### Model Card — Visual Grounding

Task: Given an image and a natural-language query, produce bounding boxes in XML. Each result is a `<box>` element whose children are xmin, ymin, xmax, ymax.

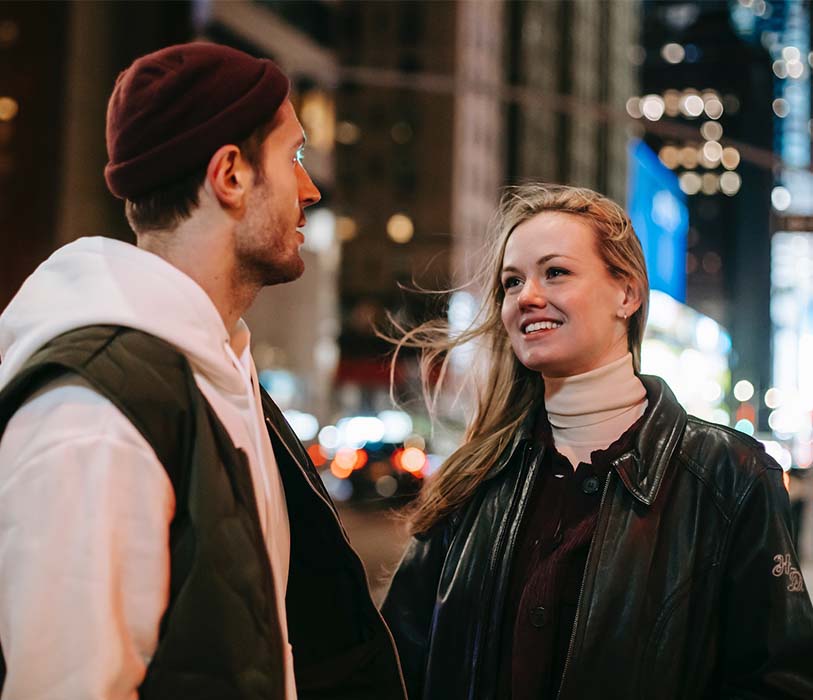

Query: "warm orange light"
<box><xmin>401</xmin><ymin>447</ymin><xmax>427</xmax><ymax>473</ymax></box>
<box><xmin>307</xmin><ymin>444</ymin><xmax>327</xmax><ymax>467</ymax></box>
<box><xmin>333</xmin><ymin>448</ymin><xmax>368</xmax><ymax>472</ymax></box>
<box><xmin>330</xmin><ymin>460</ymin><xmax>353</xmax><ymax>479</ymax></box>
<box><xmin>736</xmin><ymin>402</ymin><xmax>756</xmax><ymax>423</ymax></box>
<box><xmin>0</xmin><ymin>97</ymin><xmax>18</xmax><ymax>122</ymax></box>
<box><xmin>352</xmin><ymin>449</ymin><xmax>368</xmax><ymax>470</ymax></box>
<box><xmin>334</xmin><ymin>448</ymin><xmax>357</xmax><ymax>470</ymax></box>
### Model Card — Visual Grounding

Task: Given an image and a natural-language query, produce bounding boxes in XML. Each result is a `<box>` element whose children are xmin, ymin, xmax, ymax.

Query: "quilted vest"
<box><xmin>0</xmin><ymin>325</ymin><xmax>406</xmax><ymax>700</ymax></box>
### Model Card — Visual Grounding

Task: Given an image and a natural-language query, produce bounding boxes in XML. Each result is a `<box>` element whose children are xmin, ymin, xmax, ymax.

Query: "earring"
<box><xmin>620</xmin><ymin>312</ymin><xmax>627</xmax><ymax>319</ymax></box>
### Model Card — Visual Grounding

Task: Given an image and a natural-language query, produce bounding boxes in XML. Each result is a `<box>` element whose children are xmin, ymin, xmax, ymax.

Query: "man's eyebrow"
<box><xmin>502</xmin><ymin>253</ymin><xmax>572</xmax><ymax>273</ymax></box>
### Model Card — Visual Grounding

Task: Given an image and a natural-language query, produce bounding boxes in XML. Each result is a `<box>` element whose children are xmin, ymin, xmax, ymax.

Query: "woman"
<box><xmin>381</xmin><ymin>184</ymin><xmax>813</xmax><ymax>700</ymax></box>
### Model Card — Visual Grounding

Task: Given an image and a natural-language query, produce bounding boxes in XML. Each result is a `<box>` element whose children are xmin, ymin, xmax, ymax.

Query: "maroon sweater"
<box><xmin>497</xmin><ymin>410</ymin><xmax>642</xmax><ymax>699</ymax></box>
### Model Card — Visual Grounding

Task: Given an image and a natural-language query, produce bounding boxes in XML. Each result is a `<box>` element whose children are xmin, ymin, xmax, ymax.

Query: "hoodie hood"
<box><xmin>0</xmin><ymin>236</ymin><xmax>246</xmax><ymax>395</ymax></box>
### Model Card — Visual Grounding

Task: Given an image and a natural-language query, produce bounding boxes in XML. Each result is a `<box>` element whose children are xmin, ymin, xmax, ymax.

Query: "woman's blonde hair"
<box><xmin>392</xmin><ymin>183</ymin><xmax>649</xmax><ymax>535</ymax></box>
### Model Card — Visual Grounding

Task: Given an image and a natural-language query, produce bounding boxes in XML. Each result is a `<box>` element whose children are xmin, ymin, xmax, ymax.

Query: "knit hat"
<box><xmin>104</xmin><ymin>42</ymin><xmax>290</xmax><ymax>200</ymax></box>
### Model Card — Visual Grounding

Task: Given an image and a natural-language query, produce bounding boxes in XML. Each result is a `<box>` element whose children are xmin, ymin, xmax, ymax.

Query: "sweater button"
<box><xmin>582</xmin><ymin>476</ymin><xmax>600</xmax><ymax>494</ymax></box>
<box><xmin>529</xmin><ymin>606</ymin><xmax>548</xmax><ymax>628</ymax></box>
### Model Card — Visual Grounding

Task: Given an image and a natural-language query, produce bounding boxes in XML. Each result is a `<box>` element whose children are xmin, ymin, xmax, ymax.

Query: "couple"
<box><xmin>0</xmin><ymin>43</ymin><xmax>810</xmax><ymax>700</ymax></box>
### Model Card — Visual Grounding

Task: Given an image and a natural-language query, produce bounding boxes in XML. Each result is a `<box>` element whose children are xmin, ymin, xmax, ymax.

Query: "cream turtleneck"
<box><xmin>544</xmin><ymin>353</ymin><xmax>647</xmax><ymax>469</ymax></box>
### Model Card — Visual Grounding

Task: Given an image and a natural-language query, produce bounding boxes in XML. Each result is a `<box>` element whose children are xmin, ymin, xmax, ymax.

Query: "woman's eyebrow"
<box><xmin>502</xmin><ymin>253</ymin><xmax>573</xmax><ymax>273</ymax></box>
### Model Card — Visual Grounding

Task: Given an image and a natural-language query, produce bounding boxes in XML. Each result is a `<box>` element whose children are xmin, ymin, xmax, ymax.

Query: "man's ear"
<box><xmin>205</xmin><ymin>144</ymin><xmax>253</xmax><ymax>210</ymax></box>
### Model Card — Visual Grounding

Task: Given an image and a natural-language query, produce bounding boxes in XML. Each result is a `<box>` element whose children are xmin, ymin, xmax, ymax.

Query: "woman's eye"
<box><xmin>502</xmin><ymin>276</ymin><xmax>522</xmax><ymax>290</ymax></box>
<box><xmin>546</xmin><ymin>267</ymin><xmax>568</xmax><ymax>279</ymax></box>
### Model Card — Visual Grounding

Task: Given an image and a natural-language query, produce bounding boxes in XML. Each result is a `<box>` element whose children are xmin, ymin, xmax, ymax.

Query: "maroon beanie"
<box><xmin>104</xmin><ymin>42</ymin><xmax>290</xmax><ymax>200</ymax></box>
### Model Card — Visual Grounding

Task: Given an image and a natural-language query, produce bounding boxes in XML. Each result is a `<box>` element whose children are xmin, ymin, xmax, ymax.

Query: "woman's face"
<box><xmin>500</xmin><ymin>211</ymin><xmax>639</xmax><ymax>378</ymax></box>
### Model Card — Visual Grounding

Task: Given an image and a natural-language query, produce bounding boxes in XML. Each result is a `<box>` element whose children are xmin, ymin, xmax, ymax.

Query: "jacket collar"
<box><xmin>485</xmin><ymin>375</ymin><xmax>687</xmax><ymax>505</ymax></box>
<box><xmin>611</xmin><ymin>374</ymin><xmax>687</xmax><ymax>505</ymax></box>
<box><xmin>484</xmin><ymin>404</ymin><xmax>539</xmax><ymax>481</ymax></box>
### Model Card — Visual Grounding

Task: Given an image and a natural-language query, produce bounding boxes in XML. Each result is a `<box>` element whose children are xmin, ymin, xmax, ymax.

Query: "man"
<box><xmin>0</xmin><ymin>43</ymin><xmax>405</xmax><ymax>699</ymax></box>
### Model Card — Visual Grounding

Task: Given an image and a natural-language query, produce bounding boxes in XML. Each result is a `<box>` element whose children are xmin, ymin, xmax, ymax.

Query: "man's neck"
<box><xmin>136</xmin><ymin>219</ymin><xmax>258</xmax><ymax>336</ymax></box>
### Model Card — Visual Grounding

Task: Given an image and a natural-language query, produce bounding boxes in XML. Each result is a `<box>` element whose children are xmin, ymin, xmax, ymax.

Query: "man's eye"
<box><xmin>294</xmin><ymin>148</ymin><xmax>305</xmax><ymax>165</ymax></box>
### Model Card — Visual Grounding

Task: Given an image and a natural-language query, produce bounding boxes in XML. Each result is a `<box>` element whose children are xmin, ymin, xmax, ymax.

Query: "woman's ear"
<box><xmin>617</xmin><ymin>278</ymin><xmax>643</xmax><ymax>320</ymax></box>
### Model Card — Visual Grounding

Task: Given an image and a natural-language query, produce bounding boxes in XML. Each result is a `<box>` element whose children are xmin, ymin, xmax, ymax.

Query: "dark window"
<box><xmin>399</xmin><ymin>3</ymin><xmax>424</xmax><ymax>44</ymax></box>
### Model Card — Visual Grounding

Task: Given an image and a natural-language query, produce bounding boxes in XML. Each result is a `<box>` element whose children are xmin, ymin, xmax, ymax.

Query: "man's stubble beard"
<box><xmin>236</xmin><ymin>186</ymin><xmax>304</xmax><ymax>288</ymax></box>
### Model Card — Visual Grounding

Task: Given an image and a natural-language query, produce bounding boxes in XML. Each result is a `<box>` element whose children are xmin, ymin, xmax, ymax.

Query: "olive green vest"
<box><xmin>0</xmin><ymin>325</ymin><xmax>406</xmax><ymax>700</ymax></box>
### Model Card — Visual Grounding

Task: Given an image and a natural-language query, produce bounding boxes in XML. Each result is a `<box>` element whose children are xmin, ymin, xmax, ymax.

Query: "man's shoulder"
<box><xmin>0</xmin><ymin>326</ymin><xmax>197</xmax><ymax>488</ymax></box>
<box><xmin>3</xmin><ymin>325</ymin><xmax>195</xmax><ymax>435</ymax></box>
<box><xmin>0</xmin><ymin>373</ymin><xmax>167</xmax><ymax>492</ymax></box>
<box><xmin>1</xmin><ymin>374</ymin><xmax>156</xmax><ymax>455</ymax></box>
<box><xmin>38</xmin><ymin>325</ymin><xmax>187</xmax><ymax>373</ymax></box>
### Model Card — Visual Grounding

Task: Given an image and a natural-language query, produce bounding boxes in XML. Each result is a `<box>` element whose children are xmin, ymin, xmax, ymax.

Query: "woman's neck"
<box><xmin>543</xmin><ymin>353</ymin><xmax>647</xmax><ymax>468</ymax></box>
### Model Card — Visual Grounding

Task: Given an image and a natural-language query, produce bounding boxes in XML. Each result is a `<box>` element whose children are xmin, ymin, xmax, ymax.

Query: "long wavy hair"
<box><xmin>392</xmin><ymin>183</ymin><xmax>649</xmax><ymax>536</ymax></box>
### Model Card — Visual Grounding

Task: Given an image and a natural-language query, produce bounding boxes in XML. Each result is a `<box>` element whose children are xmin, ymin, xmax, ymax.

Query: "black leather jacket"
<box><xmin>382</xmin><ymin>376</ymin><xmax>813</xmax><ymax>700</ymax></box>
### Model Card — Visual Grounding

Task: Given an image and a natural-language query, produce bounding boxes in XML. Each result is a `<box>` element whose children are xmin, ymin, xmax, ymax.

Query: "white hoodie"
<box><xmin>0</xmin><ymin>237</ymin><xmax>297</xmax><ymax>699</ymax></box>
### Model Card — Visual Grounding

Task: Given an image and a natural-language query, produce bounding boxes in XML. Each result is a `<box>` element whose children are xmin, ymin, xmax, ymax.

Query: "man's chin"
<box><xmin>262</xmin><ymin>255</ymin><xmax>304</xmax><ymax>286</ymax></box>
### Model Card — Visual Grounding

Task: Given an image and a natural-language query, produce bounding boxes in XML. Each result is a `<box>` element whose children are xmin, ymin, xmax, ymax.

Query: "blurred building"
<box><xmin>0</xmin><ymin>1</ymin><xmax>192</xmax><ymax>310</ymax></box>
<box><xmin>506</xmin><ymin>0</ymin><xmax>641</xmax><ymax>205</ymax></box>
<box><xmin>636</xmin><ymin>0</ymin><xmax>775</xmax><ymax>424</ymax></box>
<box><xmin>634</xmin><ymin>0</ymin><xmax>813</xmax><ymax>544</ymax></box>
<box><xmin>731</xmin><ymin>0</ymin><xmax>813</xmax><ymax>547</ymax></box>
<box><xmin>332</xmin><ymin>0</ymin><xmax>643</xmax><ymax>409</ymax></box>
<box><xmin>0</xmin><ymin>1</ymin><xmax>66</xmax><ymax>310</ymax></box>
<box><xmin>331</xmin><ymin>0</ymin><xmax>457</xmax><ymax>399</ymax></box>
<box><xmin>451</xmin><ymin>0</ymin><xmax>505</xmax><ymax>285</ymax></box>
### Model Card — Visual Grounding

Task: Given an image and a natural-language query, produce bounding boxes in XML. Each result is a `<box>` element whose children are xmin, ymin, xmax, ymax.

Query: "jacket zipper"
<box><xmin>471</xmin><ymin>441</ymin><xmax>537</xmax><ymax>697</ymax></box>
<box><xmin>264</xmin><ymin>416</ymin><xmax>409</xmax><ymax>698</ymax></box>
<box><xmin>556</xmin><ymin>470</ymin><xmax>614</xmax><ymax>700</ymax></box>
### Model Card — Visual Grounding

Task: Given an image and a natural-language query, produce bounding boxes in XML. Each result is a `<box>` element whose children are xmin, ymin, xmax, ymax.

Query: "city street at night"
<box><xmin>2</xmin><ymin>1</ymin><xmax>813</xmax><ymax>697</ymax></box>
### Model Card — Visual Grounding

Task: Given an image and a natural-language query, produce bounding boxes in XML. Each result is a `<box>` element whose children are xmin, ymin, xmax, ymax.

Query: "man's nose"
<box><xmin>298</xmin><ymin>164</ymin><xmax>321</xmax><ymax>208</ymax></box>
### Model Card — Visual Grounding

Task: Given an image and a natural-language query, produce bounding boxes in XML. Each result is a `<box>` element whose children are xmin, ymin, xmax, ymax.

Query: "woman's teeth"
<box><xmin>524</xmin><ymin>320</ymin><xmax>562</xmax><ymax>333</ymax></box>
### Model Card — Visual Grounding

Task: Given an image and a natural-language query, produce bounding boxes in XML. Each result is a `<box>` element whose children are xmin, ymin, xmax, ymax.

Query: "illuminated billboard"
<box><xmin>628</xmin><ymin>139</ymin><xmax>690</xmax><ymax>303</ymax></box>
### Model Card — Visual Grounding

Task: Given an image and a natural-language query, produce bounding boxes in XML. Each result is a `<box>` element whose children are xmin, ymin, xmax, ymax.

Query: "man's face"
<box><xmin>235</xmin><ymin>100</ymin><xmax>321</xmax><ymax>286</ymax></box>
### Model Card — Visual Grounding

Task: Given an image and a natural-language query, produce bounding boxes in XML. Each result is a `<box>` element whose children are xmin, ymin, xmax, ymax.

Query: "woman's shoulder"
<box><xmin>681</xmin><ymin>413</ymin><xmax>773</xmax><ymax>462</ymax></box>
<box><xmin>640</xmin><ymin>373</ymin><xmax>777</xmax><ymax>480</ymax></box>
<box><xmin>676</xmin><ymin>414</ymin><xmax>782</xmax><ymax>498</ymax></box>
<box><xmin>412</xmin><ymin>506</ymin><xmax>467</xmax><ymax>544</ymax></box>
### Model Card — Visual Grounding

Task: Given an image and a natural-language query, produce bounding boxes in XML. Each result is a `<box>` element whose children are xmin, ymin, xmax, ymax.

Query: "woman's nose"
<box><xmin>517</xmin><ymin>278</ymin><xmax>546</xmax><ymax>308</ymax></box>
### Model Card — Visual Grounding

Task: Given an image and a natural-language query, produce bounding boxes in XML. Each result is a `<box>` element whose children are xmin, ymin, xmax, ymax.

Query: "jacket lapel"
<box><xmin>612</xmin><ymin>375</ymin><xmax>687</xmax><ymax>506</ymax></box>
